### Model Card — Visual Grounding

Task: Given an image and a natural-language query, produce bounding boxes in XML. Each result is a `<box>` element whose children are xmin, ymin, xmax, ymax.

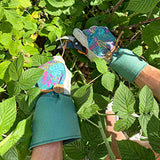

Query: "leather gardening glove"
<box><xmin>73</xmin><ymin>26</ymin><xmax>148</xmax><ymax>83</ymax></box>
<box><xmin>30</xmin><ymin>56</ymin><xmax>81</xmax><ymax>149</ymax></box>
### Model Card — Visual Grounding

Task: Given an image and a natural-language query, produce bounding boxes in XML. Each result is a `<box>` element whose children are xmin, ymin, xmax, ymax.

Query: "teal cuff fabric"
<box><xmin>110</xmin><ymin>48</ymin><xmax>148</xmax><ymax>82</ymax></box>
<box><xmin>30</xmin><ymin>93</ymin><xmax>81</xmax><ymax>149</ymax></box>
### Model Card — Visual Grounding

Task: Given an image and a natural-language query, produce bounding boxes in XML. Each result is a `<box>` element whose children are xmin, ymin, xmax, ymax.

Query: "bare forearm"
<box><xmin>31</xmin><ymin>141</ymin><xmax>63</xmax><ymax>160</ymax></box>
<box><xmin>135</xmin><ymin>65</ymin><xmax>160</xmax><ymax>102</ymax></box>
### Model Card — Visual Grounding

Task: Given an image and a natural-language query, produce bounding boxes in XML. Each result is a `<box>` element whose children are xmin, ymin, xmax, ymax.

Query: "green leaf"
<box><xmin>147</xmin><ymin>116</ymin><xmax>160</xmax><ymax>154</ymax></box>
<box><xmin>93</xmin><ymin>58</ymin><xmax>108</xmax><ymax>74</ymax></box>
<box><xmin>31</xmin><ymin>55</ymin><xmax>52</xmax><ymax>67</ymax></box>
<box><xmin>47</xmin><ymin>0</ymin><xmax>75</xmax><ymax>8</ymax></box>
<box><xmin>16</xmin><ymin>117</ymin><xmax>32</xmax><ymax>160</ymax></box>
<box><xmin>132</xmin><ymin>46</ymin><xmax>143</xmax><ymax>56</ymax></box>
<box><xmin>19</xmin><ymin>68</ymin><xmax>44</xmax><ymax>90</ymax></box>
<box><xmin>0</xmin><ymin>22</ymin><xmax>12</xmax><ymax>34</ymax></box>
<box><xmin>0</xmin><ymin>21</ymin><xmax>12</xmax><ymax>33</ymax></box>
<box><xmin>22</xmin><ymin>45</ymin><xmax>39</xmax><ymax>55</ymax></box>
<box><xmin>48</xmin><ymin>31</ymin><xmax>56</xmax><ymax>43</ymax></box>
<box><xmin>0</xmin><ymin>97</ymin><xmax>16</xmax><ymax>135</ymax></box>
<box><xmin>0</xmin><ymin>61</ymin><xmax>11</xmax><ymax>80</ymax></box>
<box><xmin>73</xmin><ymin>84</ymin><xmax>93</xmax><ymax>110</ymax></box>
<box><xmin>9</xmin><ymin>55</ymin><xmax>24</xmax><ymax>81</ymax></box>
<box><xmin>117</xmin><ymin>140</ymin><xmax>155</xmax><ymax>160</ymax></box>
<box><xmin>142</xmin><ymin>21</ymin><xmax>160</xmax><ymax>50</ymax></box>
<box><xmin>126</xmin><ymin>0</ymin><xmax>159</xmax><ymax>13</ymax></box>
<box><xmin>93</xmin><ymin>93</ymin><xmax>111</xmax><ymax>109</ymax></box>
<box><xmin>113</xmin><ymin>83</ymin><xmax>135</xmax><ymax>118</ymax></box>
<box><xmin>139</xmin><ymin>85</ymin><xmax>159</xmax><ymax>136</ymax></box>
<box><xmin>23</xmin><ymin>18</ymin><xmax>37</xmax><ymax>32</ymax></box>
<box><xmin>81</xmin><ymin>120</ymin><xmax>103</xmax><ymax>145</ymax></box>
<box><xmin>0</xmin><ymin>33</ymin><xmax>12</xmax><ymax>48</ymax></box>
<box><xmin>64</xmin><ymin>140</ymin><xmax>85</xmax><ymax>160</ymax></box>
<box><xmin>87</xmin><ymin>143</ymin><xmax>108</xmax><ymax>160</ymax></box>
<box><xmin>90</xmin><ymin>0</ymin><xmax>107</xmax><ymax>6</ymax></box>
<box><xmin>17</xmin><ymin>0</ymin><xmax>31</xmax><ymax>8</ymax></box>
<box><xmin>9</xmin><ymin>40</ymin><xmax>21</xmax><ymax>56</ymax></box>
<box><xmin>16</xmin><ymin>94</ymin><xmax>28</xmax><ymax>114</ymax></box>
<box><xmin>8</xmin><ymin>0</ymin><xmax>20</xmax><ymax>8</ymax></box>
<box><xmin>4</xmin><ymin>9</ymin><xmax>23</xmax><ymax>30</ymax></box>
<box><xmin>101</xmin><ymin>72</ymin><xmax>115</xmax><ymax>92</ymax></box>
<box><xmin>26</xmin><ymin>87</ymin><xmax>41</xmax><ymax>114</ymax></box>
<box><xmin>0</xmin><ymin>87</ymin><xmax>5</xmax><ymax>93</ymax></box>
<box><xmin>0</xmin><ymin>7</ymin><xmax>4</xmax><ymax>21</ymax></box>
<box><xmin>78</xmin><ymin>103</ymin><xmax>99</xmax><ymax>119</ymax></box>
<box><xmin>7</xmin><ymin>81</ymin><xmax>21</xmax><ymax>96</ymax></box>
<box><xmin>139</xmin><ymin>85</ymin><xmax>156</xmax><ymax>114</ymax></box>
<box><xmin>114</xmin><ymin>116</ymin><xmax>136</xmax><ymax>131</ymax></box>
<box><xmin>3</xmin><ymin>147</ymin><xmax>18</xmax><ymax>160</ymax></box>
<box><xmin>0</xmin><ymin>116</ymin><xmax>32</xmax><ymax>157</ymax></box>
<box><xmin>44</xmin><ymin>41</ymin><xmax>56</xmax><ymax>52</ymax></box>
<box><xmin>112</xmin><ymin>83</ymin><xmax>136</xmax><ymax>131</ymax></box>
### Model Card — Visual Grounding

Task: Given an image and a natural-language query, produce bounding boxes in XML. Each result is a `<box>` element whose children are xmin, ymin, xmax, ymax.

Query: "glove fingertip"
<box><xmin>73</xmin><ymin>28</ymin><xmax>88</xmax><ymax>48</ymax></box>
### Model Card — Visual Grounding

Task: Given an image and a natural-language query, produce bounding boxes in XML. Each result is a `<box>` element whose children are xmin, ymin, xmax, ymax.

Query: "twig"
<box><xmin>106</xmin><ymin>0</ymin><xmax>124</xmax><ymax>25</ymax></box>
<box><xmin>79</xmin><ymin>115</ymin><xmax>100</xmax><ymax>128</ymax></box>
<box><xmin>125</xmin><ymin>30</ymin><xmax>141</xmax><ymax>47</ymax></box>
<box><xmin>118</xmin><ymin>17</ymin><xmax>160</xmax><ymax>29</ymax></box>
<box><xmin>88</xmin><ymin>74</ymin><xmax>102</xmax><ymax>84</ymax></box>
<box><xmin>61</xmin><ymin>40</ymin><xmax>68</xmax><ymax>57</ymax></box>
<box><xmin>147</xmin><ymin>9</ymin><xmax>153</xmax><ymax>19</ymax></box>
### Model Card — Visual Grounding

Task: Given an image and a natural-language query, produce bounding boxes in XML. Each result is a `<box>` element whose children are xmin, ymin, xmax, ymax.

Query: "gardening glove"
<box><xmin>30</xmin><ymin>56</ymin><xmax>81</xmax><ymax>149</ymax></box>
<box><xmin>73</xmin><ymin>26</ymin><xmax>148</xmax><ymax>82</ymax></box>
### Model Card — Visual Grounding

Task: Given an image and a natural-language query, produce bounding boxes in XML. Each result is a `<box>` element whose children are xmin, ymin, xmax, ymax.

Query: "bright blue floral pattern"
<box><xmin>83</xmin><ymin>26</ymin><xmax>116</xmax><ymax>57</ymax></box>
<box><xmin>37</xmin><ymin>59</ymin><xmax>66</xmax><ymax>90</ymax></box>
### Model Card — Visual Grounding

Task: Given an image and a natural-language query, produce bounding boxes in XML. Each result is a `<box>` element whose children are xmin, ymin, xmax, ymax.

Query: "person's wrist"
<box><xmin>109</xmin><ymin>48</ymin><xmax>148</xmax><ymax>82</ymax></box>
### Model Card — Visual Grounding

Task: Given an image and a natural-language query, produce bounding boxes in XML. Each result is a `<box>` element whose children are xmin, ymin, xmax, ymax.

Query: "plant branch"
<box><xmin>106</xmin><ymin>0</ymin><xmax>124</xmax><ymax>25</ymax></box>
<box><xmin>88</xmin><ymin>74</ymin><xmax>102</xmax><ymax>84</ymax></box>
<box><xmin>147</xmin><ymin>9</ymin><xmax>153</xmax><ymax>19</ymax></box>
<box><xmin>80</xmin><ymin>115</ymin><xmax>100</xmax><ymax>128</ymax></box>
<box><xmin>98</xmin><ymin>119</ymin><xmax>116</xmax><ymax>160</ymax></box>
<box><xmin>118</xmin><ymin>17</ymin><xmax>160</xmax><ymax>29</ymax></box>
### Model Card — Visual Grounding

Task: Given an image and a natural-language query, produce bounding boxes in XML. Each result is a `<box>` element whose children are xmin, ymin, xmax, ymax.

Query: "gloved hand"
<box><xmin>73</xmin><ymin>26</ymin><xmax>148</xmax><ymax>82</ymax></box>
<box><xmin>30</xmin><ymin>56</ymin><xmax>81</xmax><ymax>149</ymax></box>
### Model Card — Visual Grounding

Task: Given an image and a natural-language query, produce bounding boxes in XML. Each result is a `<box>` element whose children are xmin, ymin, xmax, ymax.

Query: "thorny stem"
<box><xmin>106</xmin><ymin>0</ymin><xmax>124</xmax><ymax>25</ymax></box>
<box><xmin>98</xmin><ymin>118</ymin><xmax>116</xmax><ymax>160</ymax></box>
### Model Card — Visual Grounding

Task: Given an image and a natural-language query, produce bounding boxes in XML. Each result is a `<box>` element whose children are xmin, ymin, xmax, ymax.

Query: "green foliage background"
<box><xmin>0</xmin><ymin>0</ymin><xmax>160</xmax><ymax>159</ymax></box>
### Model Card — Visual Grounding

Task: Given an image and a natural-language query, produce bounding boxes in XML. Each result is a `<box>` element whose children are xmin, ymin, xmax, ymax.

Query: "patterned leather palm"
<box><xmin>82</xmin><ymin>26</ymin><xmax>116</xmax><ymax>57</ymax></box>
<box><xmin>37</xmin><ymin>59</ymin><xmax>66</xmax><ymax>90</ymax></box>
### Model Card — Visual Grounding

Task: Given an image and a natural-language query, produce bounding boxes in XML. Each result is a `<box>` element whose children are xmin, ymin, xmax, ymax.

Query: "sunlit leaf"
<box><xmin>0</xmin><ymin>97</ymin><xmax>16</xmax><ymax>135</ymax></box>
<box><xmin>19</xmin><ymin>68</ymin><xmax>44</xmax><ymax>90</ymax></box>
<box><xmin>126</xmin><ymin>0</ymin><xmax>159</xmax><ymax>13</ymax></box>
<box><xmin>101</xmin><ymin>72</ymin><xmax>115</xmax><ymax>92</ymax></box>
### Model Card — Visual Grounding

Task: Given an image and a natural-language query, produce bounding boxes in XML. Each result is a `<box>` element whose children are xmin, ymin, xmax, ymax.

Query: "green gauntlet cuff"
<box><xmin>30</xmin><ymin>94</ymin><xmax>81</xmax><ymax>149</ymax></box>
<box><xmin>110</xmin><ymin>48</ymin><xmax>148</xmax><ymax>82</ymax></box>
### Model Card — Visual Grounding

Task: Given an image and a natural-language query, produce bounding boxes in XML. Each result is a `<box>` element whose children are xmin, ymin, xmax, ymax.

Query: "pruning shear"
<box><xmin>56</xmin><ymin>36</ymin><xmax>88</xmax><ymax>55</ymax></box>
